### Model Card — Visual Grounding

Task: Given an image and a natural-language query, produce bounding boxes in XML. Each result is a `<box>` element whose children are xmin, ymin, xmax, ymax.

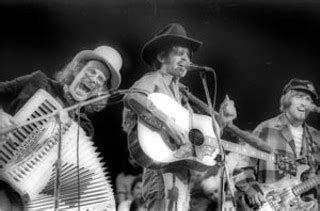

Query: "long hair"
<box><xmin>55</xmin><ymin>59</ymin><xmax>84</xmax><ymax>86</ymax></box>
<box><xmin>279</xmin><ymin>90</ymin><xmax>296</xmax><ymax>112</ymax></box>
<box><xmin>150</xmin><ymin>46</ymin><xmax>172</xmax><ymax>70</ymax></box>
<box><xmin>279</xmin><ymin>89</ymin><xmax>313</xmax><ymax>112</ymax></box>
<box><xmin>150</xmin><ymin>45</ymin><xmax>193</xmax><ymax>70</ymax></box>
<box><xmin>55</xmin><ymin>59</ymin><xmax>109</xmax><ymax>113</ymax></box>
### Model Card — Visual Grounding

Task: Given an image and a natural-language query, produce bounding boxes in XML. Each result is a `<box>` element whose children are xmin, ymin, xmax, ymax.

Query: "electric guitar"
<box><xmin>130</xmin><ymin>93</ymin><xmax>296</xmax><ymax>172</ymax></box>
<box><xmin>247</xmin><ymin>165</ymin><xmax>320</xmax><ymax>211</ymax></box>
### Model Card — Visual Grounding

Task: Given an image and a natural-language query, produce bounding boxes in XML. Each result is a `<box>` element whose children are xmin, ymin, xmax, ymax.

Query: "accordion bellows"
<box><xmin>0</xmin><ymin>89</ymin><xmax>115</xmax><ymax>210</ymax></box>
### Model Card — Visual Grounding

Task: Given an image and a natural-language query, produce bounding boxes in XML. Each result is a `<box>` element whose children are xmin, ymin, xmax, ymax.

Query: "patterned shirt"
<box><xmin>233</xmin><ymin>113</ymin><xmax>320</xmax><ymax>207</ymax></box>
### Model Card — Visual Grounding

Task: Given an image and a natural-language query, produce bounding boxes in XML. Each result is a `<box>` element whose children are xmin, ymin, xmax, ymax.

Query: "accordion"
<box><xmin>0</xmin><ymin>89</ymin><xmax>115</xmax><ymax>210</ymax></box>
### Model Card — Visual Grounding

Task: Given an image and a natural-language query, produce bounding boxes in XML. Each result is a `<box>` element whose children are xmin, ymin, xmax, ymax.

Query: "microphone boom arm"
<box><xmin>187</xmin><ymin>63</ymin><xmax>214</xmax><ymax>72</ymax></box>
<box><xmin>0</xmin><ymin>89</ymin><xmax>129</xmax><ymax>135</ymax></box>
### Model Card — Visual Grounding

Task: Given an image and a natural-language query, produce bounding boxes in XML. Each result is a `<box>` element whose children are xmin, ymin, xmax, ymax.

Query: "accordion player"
<box><xmin>0</xmin><ymin>45</ymin><xmax>123</xmax><ymax>210</ymax></box>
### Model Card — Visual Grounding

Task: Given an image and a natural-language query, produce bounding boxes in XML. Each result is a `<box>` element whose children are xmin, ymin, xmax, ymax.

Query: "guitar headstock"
<box><xmin>275</xmin><ymin>154</ymin><xmax>297</xmax><ymax>176</ymax></box>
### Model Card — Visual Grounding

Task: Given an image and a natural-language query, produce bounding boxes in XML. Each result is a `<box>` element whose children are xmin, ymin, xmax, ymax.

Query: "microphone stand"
<box><xmin>54</xmin><ymin>111</ymin><xmax>63</xmax><ymax>211</ymax></box>
<box><xmin>0</xmin><ymin>90</ymin><xmax>129</xmax><ymax>135</ymax></box>
<box><xmin>199</xmin><ymin>70</ymin><xmax>237</xmax><ymax>211</ymax></box>
<box><xmin>0</xmin><ymin>89</ymin><xmax>128</xmax><ymax>210</ymax></box>
<box><xmin>52</xmin><ymin>90</ymin><xmax>126</xmax><ymax>210</ymax></box>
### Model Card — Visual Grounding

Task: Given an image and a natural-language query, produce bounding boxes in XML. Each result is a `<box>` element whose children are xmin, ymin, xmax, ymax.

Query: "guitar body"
<box><xmin>131</xmin><ymin>93</ymin><xmax>220</xmax><ymax>171</ymax></box>
<box><xmin>249</xmin><ymin>165</ymin><xmax>316</xmax><ymax>211</ymax></box>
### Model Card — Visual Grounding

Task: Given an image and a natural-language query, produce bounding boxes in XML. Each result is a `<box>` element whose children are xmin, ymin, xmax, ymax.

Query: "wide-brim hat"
<box><xmin>72</xmin><ymin>46</ymin><xmax>123</xmax><ymax>90</ymax></box>
<box><xmin>282</xmin><ymin>78</ymin><xmax>318</xmax><ymax>100</ymax></box>
<box><xmin>141</xmin><ymin>23</ymin><xmax>203</xmax><ymax>65</ymax></box>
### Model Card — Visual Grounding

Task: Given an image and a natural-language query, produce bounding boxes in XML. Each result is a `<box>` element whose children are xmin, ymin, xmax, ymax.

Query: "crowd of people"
<box><xmin>0</xmin><ymin>22</ymin><xmax>319</xmax><ymax>211</ymax></box>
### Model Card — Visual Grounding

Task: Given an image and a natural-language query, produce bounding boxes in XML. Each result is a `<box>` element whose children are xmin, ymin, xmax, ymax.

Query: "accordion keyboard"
<box><xmin>0</xmin><ymin>89</ymin><xmax>115</xmax><ymax>210</ymax></box>
<box><xmin>0</xmin><ymin>92</ymin><xmax>60</xmax><ymax>167</ymax></box>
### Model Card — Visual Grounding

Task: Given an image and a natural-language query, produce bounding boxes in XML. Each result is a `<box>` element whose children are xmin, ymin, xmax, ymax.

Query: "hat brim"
<box><xmin>292</xmin><ymin>87</ymin><xmax>318</xmax><ymax>100</ymax></box>
<box><xmin>73</xmin><ymin>50</ymin><xmax>121</xmax><ymax>90</ymax></box>
<box><xmin>141</xmin><ymin>34</ymin><xmax>203</xmax><ymax>65</ymax></box>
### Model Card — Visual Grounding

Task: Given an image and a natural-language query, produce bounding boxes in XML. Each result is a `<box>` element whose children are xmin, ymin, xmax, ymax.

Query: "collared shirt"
<box><xmin>233</xmin><ymin>113</ymin><xmax>320</xmax><ymax>202</ymax></box>
<box><xmin>122</xmin><ymin>69</ymin><xmax>196</xmax><ymax>211</ymax></box>
<box><xmin>122</xmin><ymin>68</ymin><xmax>225</xmax><ymax>211</ymax></box>
<box><xmin>122</xmin><ymin>70</ymin><xmax>190</xmax><ymax>134</ymax></box>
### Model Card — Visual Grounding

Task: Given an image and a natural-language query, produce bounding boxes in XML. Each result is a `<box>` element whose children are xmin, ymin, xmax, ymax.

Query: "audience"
<box><xmin>115</xmin><ymin>149</ymin><xmax>142</xmax><ymax>204</ymax></box>
<box><xmin>118</xmin><ymin>175</ymin><xmax>143</xmax><ymax>211</ymax></box>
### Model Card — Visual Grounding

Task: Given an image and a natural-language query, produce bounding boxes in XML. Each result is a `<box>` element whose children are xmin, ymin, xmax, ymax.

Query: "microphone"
<box><xmin>186</xmin><ymin>63</ymin><xmax>214</xmax><ymax>72</ymax></box>
<box><xmin>309</xmin><ymin>104</ymin><xmax>320</xmax><ymax>113</ymax></box>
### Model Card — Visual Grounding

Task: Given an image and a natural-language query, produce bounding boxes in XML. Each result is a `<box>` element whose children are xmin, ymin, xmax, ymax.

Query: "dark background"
<box><xmin>1</xmin><ymin>0</ymin><xmax>320</xmax><ymax>189</ymax></box>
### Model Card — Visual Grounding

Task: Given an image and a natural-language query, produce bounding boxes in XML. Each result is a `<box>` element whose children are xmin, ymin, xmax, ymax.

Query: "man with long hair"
<box><xmin>234</xmin><ymin>78</ymin><xmax>320</xmax><ymax>210</ymax></box>
<box><xmin>122</xmin><ymin>23</ymin><xmax>236</xmax><ymax>210</ymax></box>
<box><xmin>0</xmin><ymin>45</ymin><xmax>122</xmax><ymax>210</ymax></box>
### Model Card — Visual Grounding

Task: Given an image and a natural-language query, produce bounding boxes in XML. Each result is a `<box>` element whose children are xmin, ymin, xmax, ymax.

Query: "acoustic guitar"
<box><xmin>130</xmin><ymin>93</ymin><xmax>295</xmax><ymax>173</ymax></box>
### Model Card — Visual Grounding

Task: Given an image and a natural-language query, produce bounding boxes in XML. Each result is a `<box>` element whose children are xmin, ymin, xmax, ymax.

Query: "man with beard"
<box><xmin>122</xmin><ymin>23</ymin><xmax>236</xmax><ymax>211</ymax></box>
<box><xmin>0</xmin><ymin>45</ymin><xmax>123</xmax><ymax>210</ymax></box>
<box><xmin>234</xmin><ymin>78</ymin><xmax>320</xmax><ymax>210</ymax></box>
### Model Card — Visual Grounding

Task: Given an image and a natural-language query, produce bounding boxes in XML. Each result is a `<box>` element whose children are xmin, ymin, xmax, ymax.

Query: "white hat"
<box><xmin>73</xmin><ymin>45</ymin><xmax>123</xmax><ymax>90</ymax></box>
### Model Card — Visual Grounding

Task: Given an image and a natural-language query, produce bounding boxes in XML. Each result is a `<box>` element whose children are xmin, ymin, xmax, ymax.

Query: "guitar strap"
<box><xmin>179</xmin><ymin>85</ymin><xmax>208</xmax><ymax>115</ymax></box>
<box><xmin>303</xmin><ymin>127</ymin><xmax>319</xmax><ymax>172</ymax></box>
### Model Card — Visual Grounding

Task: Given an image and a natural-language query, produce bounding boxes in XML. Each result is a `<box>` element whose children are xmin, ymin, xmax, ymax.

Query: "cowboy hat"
<box><xmin>141</xmin><ymin>23</ymin><xmax>203</xmax><ymax>65</ymax></box>
<box><xmin>72</xmin><ymin>45</ymin><xmax>123</xmax><ymax>90</ymax></box>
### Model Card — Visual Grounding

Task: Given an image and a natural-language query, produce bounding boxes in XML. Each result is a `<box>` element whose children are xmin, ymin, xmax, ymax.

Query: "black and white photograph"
<box><xmin>1</xmin><ymin>0</ymin><xmax>320</xmax><ymax>210</ymax></box>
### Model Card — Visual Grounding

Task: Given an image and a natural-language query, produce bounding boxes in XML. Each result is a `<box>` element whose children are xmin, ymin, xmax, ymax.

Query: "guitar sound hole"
<box><xmin>189</xmin><ymin>129</ymin><xmax>204</xmax><ymax>146</ymax></box>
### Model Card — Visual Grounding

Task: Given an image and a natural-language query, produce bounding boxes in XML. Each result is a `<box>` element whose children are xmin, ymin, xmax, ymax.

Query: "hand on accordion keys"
<box><xmin>0</xmin><ymin>108</ymin><xmax>18</xmax><ymax>137</ymax></box>
<box><xmin>0</xmin><ymin>108</ymin><xmax>16</xmax><ymax>128</ymax></box>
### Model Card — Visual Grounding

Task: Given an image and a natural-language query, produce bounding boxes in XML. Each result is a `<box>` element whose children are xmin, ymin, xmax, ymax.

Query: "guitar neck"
<box><xmin>221</xmin><ymin>139</ymin><xmax>274</xmax><ymax>162</ymax></box>
<box><xmin>226</xmin><ymin>124</ymin><xmax>273</xmax><ymax>153</ymax></box>
<box><xmin>179</xmin><ymin>89</ymin><xmax>274</xmax><ymax>154</ymax></box>
<box><xmin>292</xmin><ymin>175</ymin><xmax>320</xmax><ymax>196</ymax></box>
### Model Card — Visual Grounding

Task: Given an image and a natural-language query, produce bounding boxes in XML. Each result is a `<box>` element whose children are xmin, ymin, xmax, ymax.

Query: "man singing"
<box><xmin>234</xmin><ymin>78</ymin><xmax>320</xmax><ymax>210</ymax></box>
<box><xmin>122</xmin><ymin>23</ymin><xmax>236</xmax><ymax>210</ymax></box>
<box><xmin>0</xmin><ymin>45</ymin><xmax>123</xmax><ymax>210</ymax></box>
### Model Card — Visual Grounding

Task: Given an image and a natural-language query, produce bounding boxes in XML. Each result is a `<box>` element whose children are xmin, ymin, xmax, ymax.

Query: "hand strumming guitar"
<box><xmin>145</xmin><ymin>98</ymin><xmax>188</xmax><ymax>148</ymax></box>
<box><xmin>145</xmin><ymin>98</ymin><xmax>192</xmax><ymax>158</ymax></box>
<box><xmin>219</xmin><ymin>95</ymin><xmax>237</xmax><ymax>127</ymax></box>
<box><xmin>165</xmin><ymin>117</ymin><xmax>192</xmax><ymax>158</ymax></box>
